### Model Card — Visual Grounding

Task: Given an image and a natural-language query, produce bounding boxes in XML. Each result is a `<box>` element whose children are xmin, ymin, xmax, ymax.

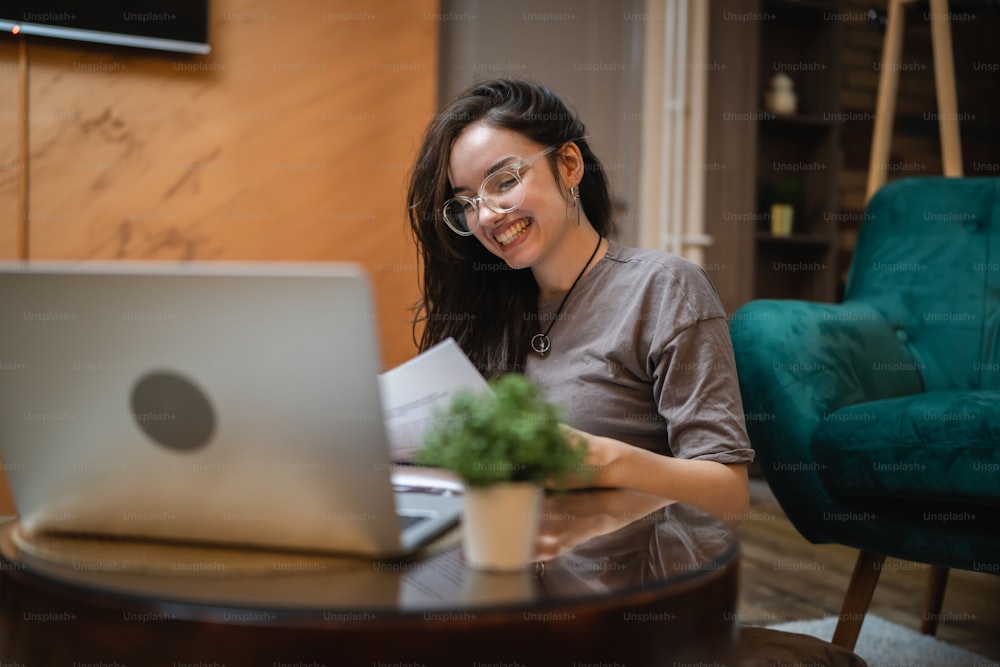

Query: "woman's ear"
<box><xmin>557</xmin><ymin>141</ymin><xmax>586</xmax><ymax>191</ymax></box>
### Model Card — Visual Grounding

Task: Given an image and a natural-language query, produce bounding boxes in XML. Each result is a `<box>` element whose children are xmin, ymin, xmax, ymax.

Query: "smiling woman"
<box><xmin>407</xmin><ymin>79</ymin><xmax>754</xmax><ymax>523</ymax></box>
<box><xmin>408</xmin><ymin>79</ymin><xmax>613</xmax><ymax>376</ymax></box>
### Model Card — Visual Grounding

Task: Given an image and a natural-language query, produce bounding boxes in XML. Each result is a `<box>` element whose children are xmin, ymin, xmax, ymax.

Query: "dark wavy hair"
<box><xmin>407</xmin><ymin>79</ymin><xmax>614</xmax><ymax>378</ymax></box>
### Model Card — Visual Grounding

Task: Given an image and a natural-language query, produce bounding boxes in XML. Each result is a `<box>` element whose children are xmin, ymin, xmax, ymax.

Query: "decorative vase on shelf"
<box><xmin>766</xmin><ymin>177</ymin><xmax>801</xmax><ymax>237</ymax></box>
<box><xmin>764</xmin><ymin>72</ymin><xmax>797</xmax><ymax>115</ymax></box>
<box><xmin>415</xmin><ymin>374</ymin><xmax>589</xmax><ymax>573</ymax></box>
<box><xmin>770</xmin><ymin>203</ymin><xmax>795</xmax><ymax>237</ymax></box>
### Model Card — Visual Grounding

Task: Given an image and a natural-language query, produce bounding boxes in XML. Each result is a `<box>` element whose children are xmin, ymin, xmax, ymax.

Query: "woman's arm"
<box><xmin>561</xmin><ymin>425</ymin><xmax>750</xmax><ymax>527</ymax></box>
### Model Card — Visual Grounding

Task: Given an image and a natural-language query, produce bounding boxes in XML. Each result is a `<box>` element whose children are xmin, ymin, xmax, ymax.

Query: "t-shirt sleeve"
<box><xmin>647</xmin><ymin>264</ymin><xmax>755</xmax><ymax>464</ymax></box>
<box><xmin>653</xmin><ymin>317</ymin><xmax>755</xmax><ymax>463</ymax></box>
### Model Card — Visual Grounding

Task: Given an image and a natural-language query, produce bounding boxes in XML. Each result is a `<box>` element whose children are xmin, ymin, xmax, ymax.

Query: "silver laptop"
<box><xmin>0</xmin><ymin>261</ymin><xmax>461</xmax><ymax>558</ymax></box>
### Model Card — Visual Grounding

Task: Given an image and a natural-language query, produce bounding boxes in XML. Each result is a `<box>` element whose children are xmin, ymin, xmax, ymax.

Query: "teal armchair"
<box><xmin>730</xmin><ymin>177</ymin><xmax>1000</xmax><ymax>649</ymax></box>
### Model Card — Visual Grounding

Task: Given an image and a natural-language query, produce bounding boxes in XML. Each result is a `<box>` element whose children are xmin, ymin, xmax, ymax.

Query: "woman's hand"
<box><xmin>554</xmin><ymin>424</ymin><xmax>625</xmax><ymax>489</ymax></box>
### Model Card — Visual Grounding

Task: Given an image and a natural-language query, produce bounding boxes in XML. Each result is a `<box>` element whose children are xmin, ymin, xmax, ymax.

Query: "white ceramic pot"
<box><xmin>461</xmin><ymin>482</ymin><xmax>543</xmax><ymax>572</ymax></box>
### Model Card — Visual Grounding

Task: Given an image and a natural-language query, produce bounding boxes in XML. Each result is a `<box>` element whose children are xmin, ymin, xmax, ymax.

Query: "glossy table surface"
<box><xmin>0</xmin><ymin>489</ymin><xmax>740</xmax><ymax>666</ymax></box>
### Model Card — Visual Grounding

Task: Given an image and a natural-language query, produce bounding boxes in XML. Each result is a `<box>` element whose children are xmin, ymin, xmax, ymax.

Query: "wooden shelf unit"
<box><xmin>702</xmin><ymin>0</ymin><xmax>844</xmax><ymax>312</ymax></box>
<box><xmin>753</xmin><ymin>0</ymin><xmax>842</xmax><ymax>303</ymax></box>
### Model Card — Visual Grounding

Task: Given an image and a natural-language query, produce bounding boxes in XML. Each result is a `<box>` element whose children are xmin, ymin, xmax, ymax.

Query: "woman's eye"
<box><xmin>494</xmin><ymin>175</ymin><xmax>518</xmax><ymax>192</ymax></box>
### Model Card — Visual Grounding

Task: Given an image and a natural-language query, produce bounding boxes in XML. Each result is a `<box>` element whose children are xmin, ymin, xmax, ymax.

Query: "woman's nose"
<box><xmin>476</xmin><ymin>199</ymin><xmax>504</xmax><ymax>228</ymax></box>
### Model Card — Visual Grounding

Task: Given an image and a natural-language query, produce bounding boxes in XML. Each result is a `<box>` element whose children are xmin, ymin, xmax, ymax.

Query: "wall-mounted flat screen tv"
<box><xmin>0</xmin><ymin>2</ymin><xmax>210</xmax><ymax>55</ymax></box>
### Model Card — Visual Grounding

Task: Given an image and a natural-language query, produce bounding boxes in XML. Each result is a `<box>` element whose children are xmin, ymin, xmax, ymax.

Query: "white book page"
<box><xmin>378</xmin><ymin>338</ymin><xmax>489</xmax><ymax>462</ymax></box>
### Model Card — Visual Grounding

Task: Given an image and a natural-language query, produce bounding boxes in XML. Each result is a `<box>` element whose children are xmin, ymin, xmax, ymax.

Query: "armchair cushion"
<box><xmin>813</xmin><ymin>390</ymin><xmax>1000</xmax><ymax>506</ymax></box>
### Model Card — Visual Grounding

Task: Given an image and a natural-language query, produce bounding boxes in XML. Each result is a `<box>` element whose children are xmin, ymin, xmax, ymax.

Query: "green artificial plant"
<box><xmin>415</xmin><ymin>374</ymin><xmax>588</xmax><ymax>489</ymax></box>
<box><xmin>771</xmin><ymin>176</ymin><xmax>802</xmax><ymax>205</ymax></box>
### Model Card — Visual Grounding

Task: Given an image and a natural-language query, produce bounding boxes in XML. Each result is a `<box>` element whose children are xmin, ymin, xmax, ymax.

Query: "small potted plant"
<box><xmin>416</xmin><ymin>374</ymin><xmax>587</xmax><ymax>572</ymax></box>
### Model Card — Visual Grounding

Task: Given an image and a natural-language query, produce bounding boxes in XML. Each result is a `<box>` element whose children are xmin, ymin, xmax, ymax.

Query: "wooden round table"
<box><xmin>0</xmin><ymin>490</ymin><xmax>739</xmax><ymax>666</ymax></box>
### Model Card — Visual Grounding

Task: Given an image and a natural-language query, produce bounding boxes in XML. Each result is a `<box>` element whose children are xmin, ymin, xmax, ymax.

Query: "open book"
<box><xmin>378</xmin><ymin>338</ymin><xmax>489</xmax><ymax>462</ymax></box>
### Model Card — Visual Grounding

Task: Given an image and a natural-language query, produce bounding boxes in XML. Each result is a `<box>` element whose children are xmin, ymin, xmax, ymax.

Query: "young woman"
<box><xmin>407</xmin><ymin>79</ymin><xmax>753</xmax><ymax>523</ymax></box>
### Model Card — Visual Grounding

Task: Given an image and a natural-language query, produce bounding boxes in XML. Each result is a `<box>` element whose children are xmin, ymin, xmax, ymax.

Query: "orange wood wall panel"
<box><xmin>23</xmin><ymin>0</ymin><xmax>438</xmax><ymax>368</ymax></box>
<box><xmin>0</xmin><ymin>41</ymin><xmax>20</xmax><ymax>260</ymax></box>
<box><xmin>0</xmin><ymin>41</ymin><xmax>20</xmax><ymax>514</ymax></box>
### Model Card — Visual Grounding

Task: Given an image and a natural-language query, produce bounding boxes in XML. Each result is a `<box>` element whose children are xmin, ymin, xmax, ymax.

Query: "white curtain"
<box><xmin>637</xmin><ymin>0</ymin><xmax>712</xmax><ymax>264</ymax></box>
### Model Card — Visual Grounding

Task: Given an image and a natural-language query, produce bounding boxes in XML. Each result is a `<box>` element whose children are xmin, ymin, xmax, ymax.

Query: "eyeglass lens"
<box><xmin>444</xmin><ymin>169</ymin><xmax>525</xmax><ymax>234</ymax></box>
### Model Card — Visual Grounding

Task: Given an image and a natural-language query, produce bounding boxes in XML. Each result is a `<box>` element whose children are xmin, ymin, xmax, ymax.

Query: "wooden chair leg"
<box><xmin>832</xmin><ymin>551</ymin><xmax>885</xmax><ymax>650</ymax></box>
<box><xmin>920</xmin><ymin>565</ymin><xmax>950</xmax><ymax>635</ymax></box>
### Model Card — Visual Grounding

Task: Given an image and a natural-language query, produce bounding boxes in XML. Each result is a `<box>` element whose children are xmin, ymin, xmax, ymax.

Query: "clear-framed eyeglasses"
<box><xmin>442</xmin><ymin>145</ymin><xmax>559</xmax><ymax>236</ymax></box>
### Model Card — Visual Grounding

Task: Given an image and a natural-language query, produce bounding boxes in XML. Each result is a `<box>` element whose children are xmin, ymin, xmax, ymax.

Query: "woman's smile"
<box><xmin>493</xmin><ymin>217</ymin><xmax>533</xmax><ymax>248</ymax></box>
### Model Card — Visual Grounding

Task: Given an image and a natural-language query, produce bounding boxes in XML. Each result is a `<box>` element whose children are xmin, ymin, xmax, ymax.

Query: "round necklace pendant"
<box><xmin>530</xmin><ymin>333</ymin><xmax>551</xmax><ymax>356</ymax></box>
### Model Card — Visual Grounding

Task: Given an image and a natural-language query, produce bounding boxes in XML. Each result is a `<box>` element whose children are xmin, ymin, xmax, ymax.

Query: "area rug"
<box><xmin>769</xmin><ymin>614</ymin><xmax>997</xmax><ymax>667</ymax></box>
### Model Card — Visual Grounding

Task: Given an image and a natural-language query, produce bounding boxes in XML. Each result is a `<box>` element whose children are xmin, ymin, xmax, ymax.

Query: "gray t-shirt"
<box><xmin>524</xmin><ymin>240</ymin><xmax>754</xmax><ymax>464</ymax></box>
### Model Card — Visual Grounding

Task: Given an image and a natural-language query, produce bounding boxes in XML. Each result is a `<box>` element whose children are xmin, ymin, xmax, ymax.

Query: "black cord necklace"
<box><xmin>530</xmin><ymin>235</ymin><xmax>603</xmax><ymax>356</ymax></box>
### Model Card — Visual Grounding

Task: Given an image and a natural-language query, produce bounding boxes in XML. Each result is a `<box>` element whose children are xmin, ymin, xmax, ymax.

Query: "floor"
<box><xmin>736</xmin><ymin>478</ymin><xmax>1000</xmax><ymax>661</ymax></box>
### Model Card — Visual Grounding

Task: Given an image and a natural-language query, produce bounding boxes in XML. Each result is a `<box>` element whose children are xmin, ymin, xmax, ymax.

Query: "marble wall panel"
<box><xmin>24</xmin><ymin>0</ymin><xmax>438</xmax><ymax>368</ymax></box>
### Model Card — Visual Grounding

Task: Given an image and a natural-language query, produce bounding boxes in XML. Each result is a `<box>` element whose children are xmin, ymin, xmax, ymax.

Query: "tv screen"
<box><xmin>0</xmin><ymin>1</ymin><xmax>210</xmax><ymax>55</ymax></box>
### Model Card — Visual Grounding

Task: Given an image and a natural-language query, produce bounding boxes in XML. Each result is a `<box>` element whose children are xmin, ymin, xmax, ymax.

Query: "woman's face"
<box><xmin>447</xmin><ymin>122</ymin><xmax>575</xmax><ymax>270</ymax></box>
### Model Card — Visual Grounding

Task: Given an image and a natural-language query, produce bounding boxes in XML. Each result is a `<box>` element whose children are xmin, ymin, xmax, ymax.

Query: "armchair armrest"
<box><xmin>730</xmin><ymin>299</ymin><xmax>924</xmax><ymax>541</ymax></box>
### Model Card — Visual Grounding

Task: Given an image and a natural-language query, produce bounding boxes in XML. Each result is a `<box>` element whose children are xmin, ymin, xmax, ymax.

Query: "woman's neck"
<box><xmin>532</xmin><ymin>224</ymin><xmax>606</xmax><ymax>298</ymax></box>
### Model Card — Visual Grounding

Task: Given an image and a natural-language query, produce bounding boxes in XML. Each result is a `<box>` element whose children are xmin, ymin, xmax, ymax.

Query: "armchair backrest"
<box><xmin>845</xmin><ymin>177</ymin><xmax>1000</xmax><ymax>392</ymax></box>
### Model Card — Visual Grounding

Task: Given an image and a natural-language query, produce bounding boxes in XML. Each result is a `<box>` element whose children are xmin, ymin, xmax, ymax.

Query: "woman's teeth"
<box><xmin>496</xmin><ymin>219</ymin><xmax>530</xmax><ymax>247</ymax></box>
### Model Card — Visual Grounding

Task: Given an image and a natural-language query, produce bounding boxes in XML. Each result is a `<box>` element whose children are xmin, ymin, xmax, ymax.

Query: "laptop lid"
<box><xmin>0</xmin><ymin>261</ymin><xmax>456</xmax><ymax>557</ymax></box>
